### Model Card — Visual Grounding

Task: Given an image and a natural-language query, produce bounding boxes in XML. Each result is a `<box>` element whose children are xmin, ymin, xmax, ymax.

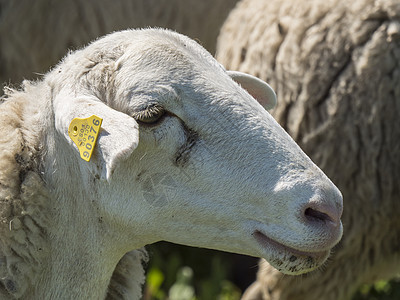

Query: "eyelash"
<box><xmin>133</xmin><ymin>105</ymin><xmax>166</xmax><ymax>125</ymax></box>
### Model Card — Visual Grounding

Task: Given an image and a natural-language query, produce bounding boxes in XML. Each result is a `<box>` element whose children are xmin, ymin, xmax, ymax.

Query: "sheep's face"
<box><xmin>52</xmin><ymin>29</ymin><xmax>343</xmax><ymax>275</ymax></box>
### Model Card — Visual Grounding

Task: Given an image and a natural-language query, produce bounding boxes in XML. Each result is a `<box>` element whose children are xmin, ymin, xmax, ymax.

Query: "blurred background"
<box><xmin>1</xmin><ymin>0</ymin><xmax>399</xmax><ymax>299</ymax></box>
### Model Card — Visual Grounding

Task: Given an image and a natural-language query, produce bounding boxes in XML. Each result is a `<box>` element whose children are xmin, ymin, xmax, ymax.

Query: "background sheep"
<box><xmin>216</xmin><ymin>0</ymin><xmax>400</xmax><ymax>299</ymax></box>
<box><xmin>0</xmin><ymin>0</ymin><xmax>238</xmax><ymax>88</ymax></box>
<box><xmin>0</xmin><ymin>28</ymin><xmax>343</xmax><ymax>299</ymax></box>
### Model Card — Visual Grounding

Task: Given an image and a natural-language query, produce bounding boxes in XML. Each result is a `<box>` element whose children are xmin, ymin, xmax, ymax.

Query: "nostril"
<box><xmin>304</xmin><ymin>207</ymin><xmax>333</xmax><ymax>223</ymax></box>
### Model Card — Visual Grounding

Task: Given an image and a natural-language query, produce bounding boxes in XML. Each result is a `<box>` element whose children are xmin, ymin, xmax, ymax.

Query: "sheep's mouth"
<box><xmin>253</xmin><ymin>230</ymin><xmax>330</xmax><ymax>274</ymax></box>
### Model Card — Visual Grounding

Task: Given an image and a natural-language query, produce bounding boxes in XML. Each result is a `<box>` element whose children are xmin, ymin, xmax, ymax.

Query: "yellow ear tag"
<box><xmin>68</xmin><ymin>115</ymin><xmax>103</xmax><ymax>162</ymax></box>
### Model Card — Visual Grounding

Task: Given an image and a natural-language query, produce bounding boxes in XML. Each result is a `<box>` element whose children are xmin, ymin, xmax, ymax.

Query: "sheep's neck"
<box><xmin>34</xmin><ymin>129</ymin><xmax>143</xmax><ymax>299</ymax></box>
<box><xmin>41</xmin><ymin>233</ymin><xmax>117</xmax><ymax>299</ymax></box>
<box><xmin>37</xmin><ymin>192</ymin><xmax>122</xmax><ymax>299</ymax></box>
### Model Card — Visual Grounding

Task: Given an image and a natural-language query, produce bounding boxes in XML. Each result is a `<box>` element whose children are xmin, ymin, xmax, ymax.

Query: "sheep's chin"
<box><xmin>253</xmin><ymin>231</ymin><xmax>330</xmax><ymax>275</ymax></box>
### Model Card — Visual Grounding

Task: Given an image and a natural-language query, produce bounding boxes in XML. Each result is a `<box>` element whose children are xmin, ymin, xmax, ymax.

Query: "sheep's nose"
<box><xmin>300</xmin><ymin>189</ymin><xmax>343</xmax><ymax>248</ymax></box>
<box><xmin>303</xmin><ymin>202</ymin><xmax>342</xmax><ymax>226</ymax></box>
<box><xmin>302</xmin><ymin>182</ymin><xmax>343</xmax><ymax>226</ymax></box>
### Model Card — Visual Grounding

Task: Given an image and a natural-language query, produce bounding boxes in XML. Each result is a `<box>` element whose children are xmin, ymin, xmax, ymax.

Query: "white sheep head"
<box><xmin>44</xmin><ymin>29</ymin><xmax>342</xmax><ymax>285</ymax></box>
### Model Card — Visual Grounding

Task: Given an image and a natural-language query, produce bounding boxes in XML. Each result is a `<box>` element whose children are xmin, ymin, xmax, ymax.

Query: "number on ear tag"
<box><xmin>68</xmin><ymin>115</ymin><xmax>103</xmax><ymax>161</ymax></box>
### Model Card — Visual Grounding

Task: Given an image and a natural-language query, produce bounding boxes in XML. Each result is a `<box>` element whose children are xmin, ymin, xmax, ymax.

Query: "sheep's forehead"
<box><xmin>111</xmin><ymin>31</ymin><xmax>236</xmax><ymax>107</ymax></box>
<box><xmin>115</xmin><ymin>30</ymin><xmax>224</xmax><ymax>79</ymax></box>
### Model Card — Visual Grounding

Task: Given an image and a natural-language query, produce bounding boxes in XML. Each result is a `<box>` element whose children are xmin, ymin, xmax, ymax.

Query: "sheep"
<box><xmin>0</xmin><ymin>28</ymin><xmax>344</xmax><ymax>299</ymax></box>
<box><xmin>216</xmin><ymin>0</ymin><xmax>400</xmax><ymax>299</ymax></box>
<box><xmin>0</xmin><ymin>0</ymin><xmax>238</xmax><ymax>88</ymax></box>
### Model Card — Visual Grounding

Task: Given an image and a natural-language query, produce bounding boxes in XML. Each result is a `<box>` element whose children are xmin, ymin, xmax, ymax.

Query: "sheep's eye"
<box><xmin>134</xmin><ymin>105</ymin><xmax>166</xmax><ymax>124</ymax></box>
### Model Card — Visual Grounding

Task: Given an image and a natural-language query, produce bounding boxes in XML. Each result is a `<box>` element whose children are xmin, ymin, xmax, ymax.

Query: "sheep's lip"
<box><xmin>253</xmin><ymin>230</ymin><xmax>328</xmax><ymax>259</ymax></box>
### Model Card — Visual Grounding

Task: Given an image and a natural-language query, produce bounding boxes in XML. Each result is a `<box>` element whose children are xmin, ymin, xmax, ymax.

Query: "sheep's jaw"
<box><xmin>253</xmin><ymin>230</ymin><xmax>330</xmax><ymax>275</ymax></box>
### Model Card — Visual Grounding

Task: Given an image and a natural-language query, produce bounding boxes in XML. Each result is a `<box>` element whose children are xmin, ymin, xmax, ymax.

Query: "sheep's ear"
<box><xmin>53</xmin><ymin>92</ymin><xmax>139</xmax><ymax>181</ymax></box>
<box><xmin>228</xmin><ymin>71</ymin><xmax>277</xmax><ymax>110</ymax></box>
